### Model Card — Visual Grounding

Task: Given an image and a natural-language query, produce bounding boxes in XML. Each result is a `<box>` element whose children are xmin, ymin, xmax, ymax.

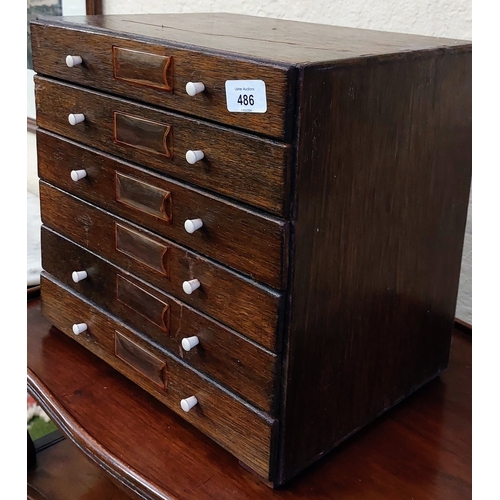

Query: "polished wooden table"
<box><xmin>27</xmin><ymin>298</ymin><xmax>472</xmax><ymax>499</ymax></box>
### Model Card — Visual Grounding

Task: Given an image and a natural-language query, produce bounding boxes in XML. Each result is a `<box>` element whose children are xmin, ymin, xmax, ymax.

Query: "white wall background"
<box><xmin>100</xmin><ymin>0</ymin><xmax>472</xmax><ymax>323</ymax></box>
<box><xmin>103</xmin><ymin>0</ymin><xmax>471</xmax><ymax>40</ymax></box>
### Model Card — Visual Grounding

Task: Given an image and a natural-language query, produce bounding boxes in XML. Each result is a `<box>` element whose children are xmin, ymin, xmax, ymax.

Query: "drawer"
<box><xmin>39</xmin><ymin>182</ymin><xmax>283</xmax><ymax>351</ymax></box>
<box><xmin>37</xmin><ymin>129</ymin><xmax>288</xmax><ymax>290</ymax></box>
<box><xmin>40</xmin><ymin>272</ymin><xmax>277</xmax><ymax>480</ymax></box>
<box><xmin>41</xmin><ymin>226</ymin><xmax>280</xmax><ymax>413</ymax></box>
<box><xmin>34</xmin><ymin>76</ymin><xmax>290</xmax><ymax>217</ymax></box>
<box><xmin>31</xmin><ymin>19</ymin><xmax>294</xmax><ymax>141</ymax></box>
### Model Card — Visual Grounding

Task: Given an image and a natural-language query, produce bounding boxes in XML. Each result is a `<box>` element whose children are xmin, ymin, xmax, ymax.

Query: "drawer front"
<box><xmin>34</xmin><ymin>76</ymin><xmax>290</xmax><ymax>217</ymax></box>
<box><xmin>39</xmin><ymin>182</ymin><xmax>282</xmax><ymax>351</ymax></box>
<box><xmin>31</xmin><ymin>21</ymin><xmax>294</xmax><ymax>141</ymax></box>
<box><xmin>41</xmin><ymin>226</ymin><xmax>280</xmax><ymax>413</ymax></box>
<box><xmin>37</xmin><ymin>130</ymin><xmax>288</xmax><ymax>290</ymax></box>
<box><xmin>40</xmin><ymin>273</ymin><xmax>277</xmax><ymax>480</ymax></box>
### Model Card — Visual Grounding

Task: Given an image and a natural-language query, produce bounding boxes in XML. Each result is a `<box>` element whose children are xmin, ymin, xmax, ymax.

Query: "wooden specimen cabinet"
<box><xmin>30</xmin><ymin>13</ymin><xmax>472</xmax><ymax>487</ymax></box>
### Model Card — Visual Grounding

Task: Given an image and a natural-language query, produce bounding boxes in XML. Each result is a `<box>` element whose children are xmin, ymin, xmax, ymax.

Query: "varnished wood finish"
<box><xmin>30</xmin><ymin>20</ymin><xmax>294</xmax><ymax>140</ymax></box>
<box><xmin>27</xmin><ymin>1</ymin><xmax>102</xmax><ymax>131</ymax></box>
<box><xmin>28</xmin><ymin>436</ymin><xmax>130</xmax><ymax>500</ymax></box>
<box><xmin>114</xmin><ymin>331</ymin><xmax>168</xmax><ymax>389</ymax></box>
<box><xmin>40</xmin><ymin>274</ymin><xmax>277</xmax><ymax>480</ymax></box>
<box><xmin>277</xmin><ymin>48</ymin><xmax>472</xmax><ymax>483</ymax></box>
<box><xmin>112</xmin><ymin>46</ymin><xmax>173</xmax><ymax>92</ymax></box>
<box><xmin>36</xmin><ymin>129</ymin><xmax>288</xmax><ymax>288</ymax></box>
<box><xmin>34</xmin><ymin>77</ymin><xmax>290</xmax><ymax>216</ymax></box>
<box><xmin>114</xmin><ymin>112</ymin><xmax>173</xmax><ymax>158</ymax></box>
<box><xmin>41</xmin><ymin>227</ymin><xmax>280</xmax><ymax>412</ymax></box>
<box><xmin>85</xmin><ymin>0</ymin><xmax>102</xmax><ymax>16</ymax></box>
<box><xmin>32</xmin><ymin>13</ymin><xmax>472</xmax><ymax>487</ymax></box>
<box><xmin>40</xmin><ymin>182</ymin><xmax>283</xmax><ymax>349</ymax></box>
<box><xmin>27</xmin><ymin>299</ymin><xmax>471</xmax><ymax>499</ymax></box>
<box><xmin>28</xmin><ymin>285</ymin><xmax>41</xmax><ymax>301</ymax></box>
<box><xmin>455</xmin><ymin>317</ymin><xmax>472</xmax><ymax>335</ymax></box>
<box><xmin>31</xmin><ymin>13</ymin><xmax>467</xmax><ymax>66</ymax></box>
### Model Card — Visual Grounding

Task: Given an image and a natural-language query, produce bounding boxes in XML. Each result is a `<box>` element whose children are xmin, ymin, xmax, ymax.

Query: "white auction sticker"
<box><xmin>225</xmin><ymin>80</ymin><xmax>267</xmax><ymax>113</ymax></box>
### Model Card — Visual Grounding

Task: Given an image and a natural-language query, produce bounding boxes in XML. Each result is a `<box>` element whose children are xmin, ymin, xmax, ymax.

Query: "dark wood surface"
<box><xmin>31</xmin><ymin>21</ymin><xmax>293</xmax><ymax>140</ymax></box>
<box><xmin>36</xmin><ymin>129</ymin><xmax>288</xmax><ymax>288</ymax></box>
<box><xmin>31</xmin><ymin>12</ymin><xmax>472</xmax><ymax>488</ymax></box>
<box><xmin>40</xmin><ymin>184</ymin><xmax>283</xmax><ymax>349</ymax></box>
<box><xmin>28</xmin><ymin>298</ymin><xmax>471</xmax><ymax>499</ymax></box>
<box><xmin>34</xmin><ymin>76</ymin><xmax>290</xmax><ymax>216</ymax></box>
<box><xmin>28</xmin><ymin>285</ymin><xmax>41</xmax><ymax>301</ymax></box>
<box><xmin>41</xmin><ymin>228</ymin><xmax>280</xmax><ymax>413</ymax></box>
<box><xmin>85</xmin><ymin>0</ymin><xmax>102</xmax><ymax>16</ymax></box>
<box><xmin>278</xmin><ymin>46</ymin><xmax>472</xmax><ymax>483</ymax></box>
<box><xmin>27</xmin><ymin>1</ymin><xmax>102</xmax><ymax>132</ymax></box>
<box><xmin>28</xmin><ymin>433</ymin><xmax>135</xmax><ymax>500</ymax></box>
<box><xmin>40</xmin><ymin>275</ymin><xmax>277</xmax><ymax>479</ymax></box>
<box><xmin>32</xmin><ymin>13</ymin><xmax>469</xmax><ymax>65</ymax></box>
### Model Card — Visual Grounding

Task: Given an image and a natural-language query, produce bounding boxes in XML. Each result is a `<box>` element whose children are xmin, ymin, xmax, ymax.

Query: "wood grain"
<box><xmin>31</xmin><ymin>12</ymin><xmax>473</xmax><ymax>488</ymax></box>
<box><xmin>32</xmin><ymin>13</ymin><xmax>469</xmax><ymax>66</ymax></box>
<box><xmin>41</xmin><ymin>226</ymin><xmax>280</xmax><ymax>412</ymax></box>
<box><xmin>277</xmin><ymin>49</ymin><xmax>472</xmax><ymax>483</ymax></box>
<box><xmin>85</xmin><ymin>0</ymin><xmax>102</xmax><ymax>16</ymax></box>
<box><xmin>112</xmin><ymin>46</ymin><xmax>173</xmax><ymax>91</ymax></box>
<box><xmin>34</xmin><ymin>76</ymin><xmax>290</xmax><ymax>216</ymax></box>
<box><xmin>39</xmin><ymin>182</ymin><xmax>283</xmax><ymax>351</ymax></box>
<box><xmin>40</xmin><ymin>273</ymin><xmax>277</xmax><ymax>480</ymax></box>
<box><xmin>30</xmin><ymin>21</ymin><xmax>294</xmax><ymax>140</ymax></box>
<box><xmin>28</xmin><ymin>298</ymin><xmax>471</xmax><ymax>497</ymax></box>
<box><xmin>36</xmin><ymin>129</ymin><xmax>288</xmax><ymax>289</ymax></box>
<box><xmin>113</xmin><ymin>112</ymin><xmax>173</xmax><ymax>158</ymax></box>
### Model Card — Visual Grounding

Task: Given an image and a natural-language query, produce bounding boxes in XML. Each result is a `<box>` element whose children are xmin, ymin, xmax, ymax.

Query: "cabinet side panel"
<box><xmin>279</xmin><ymin>48</ymin><xmax>471</xmax><ymax>482</ymax></box>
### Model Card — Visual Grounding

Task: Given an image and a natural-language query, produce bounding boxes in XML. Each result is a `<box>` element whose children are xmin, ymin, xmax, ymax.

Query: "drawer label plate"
<box><xmin>115</xmin><ymin>331</ymin><xmax>167</xmax><ymax>389</ymax></box>
<box><xmin>116</xmin><ymin>275</ymin><xmax>170</xmax><ymax>332</ymax></box>
<box><xmin>112</xmin><ymin>46</ymin><xmax>173</xmax><ymax>92</ymax></box>
<box><xmin>225</xmin><ymin>80</ymin><xmax>267</xmax><ymax>113</ymax></box>
<box><xmin>115</xmin><ymin>172</ymin><xmax>172</xmax><ymax>223</ymax></box>
<box><xmin>115</xmin><ymin>223</ymin><xmax>170</xmax><ymax>277</ymax></box>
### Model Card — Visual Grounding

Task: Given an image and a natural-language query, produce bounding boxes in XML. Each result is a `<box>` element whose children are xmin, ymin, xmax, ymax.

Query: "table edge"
<box><xmin>27</xmin><ymin>367</ymin><xmax>175</xmax><ymax>500</ymax></box>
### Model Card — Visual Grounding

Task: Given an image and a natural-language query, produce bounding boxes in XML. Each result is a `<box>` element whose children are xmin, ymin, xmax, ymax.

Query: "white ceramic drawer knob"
<box><xmin>184</xmin><ymin>219</ymin><xmax>203</xmax><ymax>234</ymax></box>
<box><xmin>68</xmin><ymin>113</ymin><xmax>85</xmax><ymax>126</ymax></box>
<box><xmin>72</xmin><ymin>323</ymin><xmax>87</xmax><ymax>335</ymax></box>
<box><xmin>182</xmin><ymin>279</ymin><xmax>200</xmax><ymax>295</ymax></box>
<box><xmin>185</xmin><ymin>82</ymin><xmax>205</xmax><ymax>96</ymax></box>
<box><xmin>70</xmin><ymin>169</ymin><xmax>87</xmax><ymax>181</ymax></box>
<box><xmin>72</xmin><ymin>270</ymin><xmax>88</xmax><ymax>283</ymax></box>
<box><xmin>66</xmin><ymin>55</ymin><xmax>83</xmax><ymax>67</ymax></box>
<box><xmin>185</xmin><ymin>150</ymin><xmax>205</xmax><ymax>164</ymax></box>
<box><xmin>180</xmin><ymin>396</ymin><xmax>198</xmax><ymax>412</ymax></box>
<box><xmin>181</xmin><ymin>336</ymin><xmax>200</xmax><ymax>352</ymax></box>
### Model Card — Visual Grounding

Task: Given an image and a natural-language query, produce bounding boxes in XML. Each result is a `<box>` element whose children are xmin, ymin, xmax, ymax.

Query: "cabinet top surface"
<box><xmin>33</xmin><ymin>12</ymin><xmax>471</xmax><ymax>65</ymax></box>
